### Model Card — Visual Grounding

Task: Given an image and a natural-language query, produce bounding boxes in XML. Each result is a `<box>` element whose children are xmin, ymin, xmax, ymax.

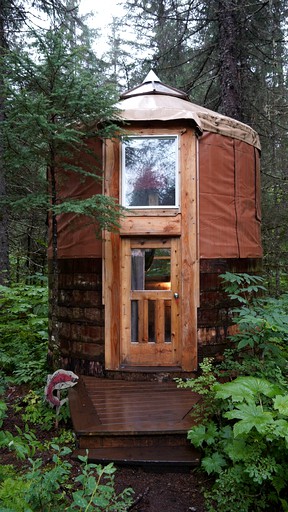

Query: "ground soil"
<box><xmin>1</xmin><ymin>386</ymin><xmax>210</xmax><ymax>512</ymax></box>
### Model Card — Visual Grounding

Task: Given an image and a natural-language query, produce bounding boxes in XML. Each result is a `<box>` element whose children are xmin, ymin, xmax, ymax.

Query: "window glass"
<box><xmin>130</xmin><ymin>247</ymin><xmax>172</xmax><ymax>343</ymax></box>
<box><xmin>131</xmin><ymin>248</ymin><xmax>171</xmax><ymax>291</ymax></box>
<box><xmin>122</xmin><ymin>136</ymin><xmax>178</xmax><ymax>207</ymax></box>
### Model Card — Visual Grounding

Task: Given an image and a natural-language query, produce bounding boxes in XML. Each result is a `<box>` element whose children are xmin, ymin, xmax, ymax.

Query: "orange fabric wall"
<box><xmin>49</xmin><ymin>137</ymin><xmax>103</xmax><ymax>259</ymax></box>
<box><xmin>51</xmin><ymin>131</ymin><xmax>262</xmax><ymax>260</ymax></box>
<box><xmin>199</xmin><ymin>132</ymin><xmax>262</xmax><ymax>258</ymax></box>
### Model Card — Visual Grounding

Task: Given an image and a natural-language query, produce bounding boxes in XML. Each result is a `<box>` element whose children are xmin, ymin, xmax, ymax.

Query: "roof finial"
<box><xmin>142</xmin><ymin>70</ymin><xmax>161</xmax><ymax>83</ymax></box>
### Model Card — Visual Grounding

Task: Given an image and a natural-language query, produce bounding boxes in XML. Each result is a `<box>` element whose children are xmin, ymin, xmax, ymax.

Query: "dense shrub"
<box><xmin>177</xmin><ymin>273</ymin><xmax>288</xmax><ymax>512</ymax></box>
<box><xmin>0</xmin><ymin>445</ymin><xmax>134</xmax><ymax>511</ymax></box>
<box><xmin>0</xmin><ymin>278</ymin><xmax>48</xmax><ymax>385</ymax></box>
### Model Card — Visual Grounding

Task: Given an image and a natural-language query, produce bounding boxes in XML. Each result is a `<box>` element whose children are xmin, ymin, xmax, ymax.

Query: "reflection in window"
<box><xmin>131</xmin><ymin>248</ymin><xmax>171</xmax><ymax>291</ymax></box>
<box><xmin>122</xmin><ymin>136</ymin><xmax>178</xmax><ymax>207</ymax></box>
<box><xmin>131</xmin><ymin>248</ymin><xmax>172</xmax><ymax>343</ymax></box>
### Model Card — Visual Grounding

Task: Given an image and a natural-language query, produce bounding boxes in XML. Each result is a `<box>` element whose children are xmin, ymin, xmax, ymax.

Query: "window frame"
<box><xmin>121</xmin><ymin>134</ymin><xmax>180</xmax><ymax>210</ymax></box>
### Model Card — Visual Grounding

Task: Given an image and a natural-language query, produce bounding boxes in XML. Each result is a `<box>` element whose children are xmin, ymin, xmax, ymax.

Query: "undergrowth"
<box><xmin>3</xmin><ymin>272</ymin><xmax>288</xmax><ymax>510</ymax></box>
<box><xmin>177</xmin><ymin>273</ymin><xmax>288</xmax><ymax>512</ymax></box>
<box><xmin>0</xmin><ymin>277</ymin><xmax>48</xmax><ymax>386</ymax></box>
<box><xmin>0</xmin><ymin>278</ymin><xmax>134</xmax><ymax>510</ymax></box>
<box><xmin>0</xmin><ymin>444</ymin><xmax>134</xmax><ymax>511</ymax></box>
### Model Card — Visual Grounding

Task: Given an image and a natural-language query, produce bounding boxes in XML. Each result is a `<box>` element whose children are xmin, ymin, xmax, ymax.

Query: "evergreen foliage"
<box><xmin>0</xmin><ymin>0</ymin><xmax>84</xmax><ymax>283</ymax></box>
<box><xmin>3</xmin><ymin>24</ymin><xmax>121</xmax><ymax>267</ymax></box>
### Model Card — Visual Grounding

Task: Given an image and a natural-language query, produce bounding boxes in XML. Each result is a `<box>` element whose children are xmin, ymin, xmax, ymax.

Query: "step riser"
<box><xmin>73</xmin><ymin>447</ymin><xmax>201</xmax><ymax>467</ymax></box>
<box><xmin>78</xmin><ymin>433</ymin><xmax>191</xmax><ymax>450</ymax></box>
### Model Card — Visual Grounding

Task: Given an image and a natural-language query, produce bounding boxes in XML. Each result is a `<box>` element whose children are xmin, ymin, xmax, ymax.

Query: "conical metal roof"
<box><xmin>117</xmin><ymin>72</ymin><xmax>260</xmax><ymax>149</ymax></box>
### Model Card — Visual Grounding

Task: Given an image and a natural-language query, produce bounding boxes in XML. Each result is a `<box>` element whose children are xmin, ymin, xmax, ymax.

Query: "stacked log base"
<box><xmin>48</xmin><ymin>257</ymin><xmax>262</xmax><ymax>375</ymax></box>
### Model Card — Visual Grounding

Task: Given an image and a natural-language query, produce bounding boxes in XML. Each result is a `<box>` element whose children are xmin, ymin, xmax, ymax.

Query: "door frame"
<box><xmin>103</xmin><ymin>123</ymin><xmax>199</xmax><ymax>372</ymax></box>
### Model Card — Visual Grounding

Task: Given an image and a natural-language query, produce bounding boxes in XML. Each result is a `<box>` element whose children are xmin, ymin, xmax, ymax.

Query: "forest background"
<box><xmin>0</xmin><ymin>2</ymin><xmax>288</xmax><ymax>510</ymax></box>
<box><xmin>0</xmin><ymin>0</ymin><xmax>287</xmax><ymax>293</ymax></box>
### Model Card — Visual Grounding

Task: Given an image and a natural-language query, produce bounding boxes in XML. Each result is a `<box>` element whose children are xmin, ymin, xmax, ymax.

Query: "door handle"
<box><xmin>174</xmin><ymin>292</ymin><xmax>179</xmax><ymax>299</ymax></box>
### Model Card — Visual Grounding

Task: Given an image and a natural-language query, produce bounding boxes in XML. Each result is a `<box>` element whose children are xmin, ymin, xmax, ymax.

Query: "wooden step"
<box><xmin>69</xmin><ymin>377</ymin><xmax>199</xmax><ymax>434</ymax></box>
<box><xmin>69</xmin><ymin>376</ymin><xmax>200</xmax><ymax>466</ymax></box>
<box><xmin>72</xmin><ymin>445</ymin><xmax>201</xmax><ymax>467</ymax></box>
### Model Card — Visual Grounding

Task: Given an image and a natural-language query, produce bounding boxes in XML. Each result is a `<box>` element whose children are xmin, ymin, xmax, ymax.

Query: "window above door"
<box><xmin>121</xmin><ymin>136</ymin><xmax>179</xmax><ymax>209</ymax></box>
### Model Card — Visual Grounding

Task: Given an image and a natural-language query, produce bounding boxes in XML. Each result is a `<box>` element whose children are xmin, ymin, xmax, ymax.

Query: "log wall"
<box><xmin>48</xmin><ymin>258</ymin><xmax>105</xmax><ymax>376</ymax></box>
<box><xmin>198</xmin><ymin>258</ymin><xmax>262</xmax><ymax>361</ymax></box>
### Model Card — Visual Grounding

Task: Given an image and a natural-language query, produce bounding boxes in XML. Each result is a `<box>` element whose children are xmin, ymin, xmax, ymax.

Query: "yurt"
<box><xmin>49</xmin><ymin>71</ymin><xmax>262</xmax><ymax>377</ymax></box>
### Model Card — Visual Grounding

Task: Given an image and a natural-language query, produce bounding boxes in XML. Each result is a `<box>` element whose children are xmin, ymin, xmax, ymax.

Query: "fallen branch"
<box><xmin>128</xmin><ymin>486</ymin><xmax>150</xmax><ymax>511</ymax></box>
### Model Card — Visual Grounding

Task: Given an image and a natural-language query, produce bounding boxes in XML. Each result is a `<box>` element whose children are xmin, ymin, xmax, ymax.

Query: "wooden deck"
<box><xmin>69</xmin><ymin>377</ymin><xmax>201</xmax><ymax>467</ymax></box>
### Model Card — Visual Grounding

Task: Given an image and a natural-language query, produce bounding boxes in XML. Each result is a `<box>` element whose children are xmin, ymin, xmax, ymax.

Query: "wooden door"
<box><xmin>120</xmin><ymin>237</ymin><xmax>181</xmax><ymax>367</ymax></box>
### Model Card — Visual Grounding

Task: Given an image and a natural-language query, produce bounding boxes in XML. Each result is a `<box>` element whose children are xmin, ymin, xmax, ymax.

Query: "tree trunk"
<box><xmin>217</xmin><ymin>0</ymin><xmax>243</xmax><ymax>121</ymax></box>
<box><xmin>0</xmin><ymin>0</ymin><xmax>10</xmax><ymax>284</ymax></box>
<box><xmin>47</xmin><ymin>160</ymin><xmax>61</xmax><ymax>370</ymax></box>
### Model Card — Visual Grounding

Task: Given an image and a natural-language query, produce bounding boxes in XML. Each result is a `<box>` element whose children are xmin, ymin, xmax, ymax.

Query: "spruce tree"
<box><xmin>3</xmin><ymin>20</ymin><xmax>121</xmax><ymax>365</ymax></box>
<box><xmin>0</xmin><ymin>0</ymin><xmax>84</xmax><ymax>283</ymax></box>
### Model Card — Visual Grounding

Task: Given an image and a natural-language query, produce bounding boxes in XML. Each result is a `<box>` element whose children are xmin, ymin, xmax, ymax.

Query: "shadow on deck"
<box><xmin>69</xmin><ymin>377</ymin><xmax>201</xmax><ymax>467</ymax></box>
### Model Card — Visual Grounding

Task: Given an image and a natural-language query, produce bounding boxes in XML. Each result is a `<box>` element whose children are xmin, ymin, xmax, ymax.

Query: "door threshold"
<box><xmin>119</xmin><ymin>366</ymin><xmax>182</xmax><ymax>372</ymax></box>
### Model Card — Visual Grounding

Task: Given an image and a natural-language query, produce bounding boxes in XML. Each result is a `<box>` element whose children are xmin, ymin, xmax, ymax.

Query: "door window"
<box><xmin>131</xmin><ymin>247</ymin><xmax>172</xmax><ymax>343</ymax></box>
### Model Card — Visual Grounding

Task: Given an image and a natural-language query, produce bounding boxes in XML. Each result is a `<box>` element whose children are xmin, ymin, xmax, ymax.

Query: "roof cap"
<box><xmin>120</xmin><ymin>70</ymin><xmax>189</xmax><ymax>101</ymax></box>
<box><xmin>117</xmin><ymin>72</ymin><xmax>261</xmax><ymax>149</ymax></box>
<box><xmin>143</xmin><ymin>70</ymin><xmax>160</xmax><ymax>82</ymax></box>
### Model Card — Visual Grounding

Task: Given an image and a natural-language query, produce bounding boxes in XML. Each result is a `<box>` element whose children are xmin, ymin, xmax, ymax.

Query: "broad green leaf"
<box><xmin>225</xmin><ymin>438</ymin><xmax>248</xmax><ymax>462</ymax></box>
<box><xmin>59</xmin><ymin>446</ymin><xmax>72</xmax><ymax>456</ymax></box>
<box><xmin>187</xmin><ymin>425</ymin><xmax>206</xmax><ymax>447</ymax></box>
<box><xmin>270</xmin><ymin>419</ymin><xmax>288</xmax><ymax>439</ymax></box>
<box><xmin>72</xmin><ymin>491</ymin><xmax>88</xmax><ymax>508</ymax></box>
<box><xmin>77</xmin><ymin>455</ymin><xmax>88</xmax><ymax>463</ymax></box>
<box><xmin>219</xmin><ymin>424</ymin><xmax>233</xmax><ymax>440</ymax></box>
<box><xmin>102</xmin><ymin>462</ymin><xmax>116</xmax><ymax>474</ymax></box>
<box><xmin>201</xmin><ymin>452</ymin><xmax>226</xmax><ymax>475</ymax></box>
<box><xmin>93</xmin><ymin>495</ymin><xmax>110</xmax><ymax>507</ymax></box>
<box><xmin>205</xmin><ymin>423</ymin><xmax>219</xmax><ymax>445</ymax></box>
<box><xmin>86</xmin><ymin>475</ymin><xmax>97</xmax><ymax>493</ymax></box>
<box><xmin>224</xmin><ymin>403</ymin><xmax>274</xmax><ymax>436</ymax></box>
<box><xmin>273</xmin><ymin>395</ymin><xmax>288</xmax><ymax>416</ymax></box>
<box><xmin>237</xmin><ymin>338</ymin><xmax>254</xmax><ymax>349</ymax></box>
<box><xmin>215</xmin><ymin>376</ymin><xmax>281</xmax><ymax>403</ymax></box>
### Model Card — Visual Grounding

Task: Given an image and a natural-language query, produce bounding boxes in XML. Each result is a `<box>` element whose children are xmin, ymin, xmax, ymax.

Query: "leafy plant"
<box><xmin>15</xmin><ymin>388</ymin><xmax>70</xmax><ymax>431</ymax></box>
<box><xmin>180</xmin><ymin>273</ymin><xmax>288</xmax><ymax>511</ymax></box>
<box><xmin>0</xmin><ymin>444</ymin><xmax>134</xmax><ymax>512</ymax></box>
<box><xmin>220</xmin><ymin>273</ymin><xmax>288</xmax><ymax>361</ymax></box>
<box><xmin>0</xmin><ymin>476</ymin><xmax>31</xmax><ymax>512</ymax></box>
<box><xmin>0</xmin><ymin>425</ymin><xmax>43</xmax><ymax>460</ymax></box>
<box><xmin>0</xmin><ymin>279</ymin><xmax>48</xmax><ymax>386</ymax></box>
<box><xmin>47</xmin><ymin>428</ymin><xmax>76</xmax><ymax>449</ymax></box>
<box><xmin>176</xmin><ymin>358</ymin><xmax>220</xmax><ymax>423</ymax></box>
<box><xmin>68</xmin><ymin>455</ymin><xmax>134</xmax><ymax>511</ymax></box>
<box><xmin>25</xmin><ymin>445</ymin><xmax>73</xmax><ymax>511</ymax></box>
<box><xmin>0</xmin><ymin>399</ymin><xmax>7</xmax><ymax>428</ymax></box>
<box><xmin>0</xmin><ymin>464</ymin><xmax>16</xmax><ymax>482</ymax></box>
<box><xmin>187</xmin><ymin>375</ymin><xmax>288</xmax><ymax>511</ymax></box>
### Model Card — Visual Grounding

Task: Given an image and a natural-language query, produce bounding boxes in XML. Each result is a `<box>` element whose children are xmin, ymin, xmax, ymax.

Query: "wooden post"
<box><xmin>180</xmin><ymin>128</ymin><xmax>198</xmax><ymax>371</ymax></box>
